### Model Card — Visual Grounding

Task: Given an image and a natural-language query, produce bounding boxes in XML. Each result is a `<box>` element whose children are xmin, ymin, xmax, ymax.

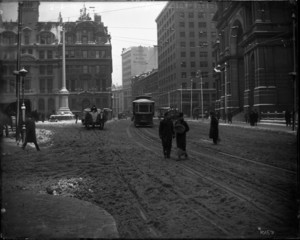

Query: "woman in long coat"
<box><xmin>209</xmin><ymin>111</ymin><xmax>219</xmax><ymax>144</ymax></box>
<box><xmin>175</xmin><ymin>112</ymin><xmax>190</xmax><ymax>159</ymax></box>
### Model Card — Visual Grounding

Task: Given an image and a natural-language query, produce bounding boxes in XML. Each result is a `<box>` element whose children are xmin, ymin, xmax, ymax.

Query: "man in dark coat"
<box><xmin>175</xmin><ymin>112</ymin><xmax>190</xmax><ymax>159</ymax></box>
<box><xmin>22</xmin><ymin>115</ymin><xmax>40</xmax><ymax>151</ymax></box>
<box><xmin>159</xmin><ymin>112</ymin><xmax>175</xmax><ymax>159</ymax></box>
<box><xmin>209</xmin><ymin>111</ymin><xmax>219</xmax><ymax>144</ymax></box>
<box><xmin>285</xmin><ymin>110</ymin><xmax>291</xmax><ymax>127</ymax></box>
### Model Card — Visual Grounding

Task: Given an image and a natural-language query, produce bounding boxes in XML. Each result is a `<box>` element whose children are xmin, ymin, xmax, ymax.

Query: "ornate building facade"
<box><xmin>0</xmin><ymin>2</ymin><xmax>112</xmax><ymax>117</ymax></box>
<box><xmin>213</xmin><ymin>1</ymin><xmax>297</xmax><ymax>118</ymax></box>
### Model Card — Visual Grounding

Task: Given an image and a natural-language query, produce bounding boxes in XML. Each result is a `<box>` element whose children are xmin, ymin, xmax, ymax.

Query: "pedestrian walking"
<box><xmin>75</xmin><ymin>113</ymin><xmax>79</xmax><ymax>124</ymax></box>
<box><xmin>254</xmin><ymin>109</ymin><xmax>259</xmax><ymax>126</ymax></box>
<box><xmin>249</xmin><ymin>110</ymin><xmax>256</xmax><ymax>126</ymax></box>
<box><xmin>22</xmin><ymin>114</ymin><xmax>40</xmax><ymax>151</ymax></box>
<box><xmin>174</xmin><ymin>112</ymin><xmax>189</xmax><ymax>160</ymax></box>
<box><xmin>209</xmin><ymin>111</ymin><xmax>220</xmax><ymax>144</ymax></box>
<box><xmin>159</xmin><ymin>112</ymin><xmax>175</xmax><ymax>159</ymax></box>
<box><xmin>285</xmin><ymin>110</ymin><xmax>291</xmax><ymax>127</ymax></box>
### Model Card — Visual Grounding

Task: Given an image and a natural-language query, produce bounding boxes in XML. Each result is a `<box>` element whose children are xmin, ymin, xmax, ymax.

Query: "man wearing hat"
<box><xmin>159</xmin><ymin>111</ymin><xmax>175</xmax><ymax>159</ymax></box>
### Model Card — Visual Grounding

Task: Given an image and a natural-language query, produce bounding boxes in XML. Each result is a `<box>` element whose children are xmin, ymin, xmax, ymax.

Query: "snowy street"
<box><xmin>1</xmin><ymin>119</ymin><xmax>297</xmax><ymax>238</ymax></box>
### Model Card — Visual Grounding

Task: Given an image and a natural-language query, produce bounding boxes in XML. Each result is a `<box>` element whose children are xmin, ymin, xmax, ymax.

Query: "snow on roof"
<box><xmin>133</xmin><ymin>99</ymin><xmax>154</xmax><ymax>103</ymax></box>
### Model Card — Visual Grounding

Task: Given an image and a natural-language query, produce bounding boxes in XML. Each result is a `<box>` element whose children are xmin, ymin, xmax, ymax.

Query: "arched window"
<box><xmin>40</xmin><ymin>32</ymin><xmax>54</xmax><ymax>44</ymax></box>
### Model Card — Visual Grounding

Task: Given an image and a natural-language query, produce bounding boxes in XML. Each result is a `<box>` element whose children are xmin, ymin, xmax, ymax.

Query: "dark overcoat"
<box><xmin>175</xmin><ymin>119</ymin><xmax>189</xmax><ymax>150</ymax></box>
<box><xmin>209</xmin><ymin>116</ymin><xmax>219</xmax><ymax>141</ymax></box>
<box><xmin>25</xmin><ymin>118</ymin><xmax>37</xmax><ymax>143</ymax></box>
<box><xmin>159</xmin><ymin>118</ymin><xmax>174</xmax><ymax>144</ymax></box>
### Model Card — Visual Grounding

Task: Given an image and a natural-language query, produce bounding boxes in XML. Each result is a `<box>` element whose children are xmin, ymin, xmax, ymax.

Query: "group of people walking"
<box><xmin>159</xmin><ymin>111</ymin><xmax>219</xmax><ymax>160</ymax></box>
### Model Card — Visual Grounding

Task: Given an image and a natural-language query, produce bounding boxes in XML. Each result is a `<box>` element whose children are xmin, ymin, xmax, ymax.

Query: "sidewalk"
<box><xmin>1</xmin><ymin>138</ymin><xmax>119</xmax><ymax>239</ymax></box>
<box><xmin>188</xmin><ymin>118</ymin><xmax>297</xmax><ymax>134</ymax></box>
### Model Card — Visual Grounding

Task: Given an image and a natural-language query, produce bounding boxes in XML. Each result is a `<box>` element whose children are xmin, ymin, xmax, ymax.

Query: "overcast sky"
<box><xmin>0</xmin><ymin>1</ymin><xmax>167</xmax><ymax>86</ymax></box>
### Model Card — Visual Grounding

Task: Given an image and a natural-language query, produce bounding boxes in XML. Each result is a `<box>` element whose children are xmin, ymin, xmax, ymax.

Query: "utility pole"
<box><xmin>224</xmin><ymin>62</ymin><xmax>228</xmax><ymax>122</ymax></box>
<box><xmin>190</xmin><ymin>79</ymin><xmax>193</xmax><ymax>118</ymax></box>
<box><xmin>291</xmin><ymin>12</ymin><xmax>297</xmax><ymax>131</ymax></box>
<box><xmin>15</xmin><ymin>2</ymin><xmax>23</xmax><ymax>141</ymax></box>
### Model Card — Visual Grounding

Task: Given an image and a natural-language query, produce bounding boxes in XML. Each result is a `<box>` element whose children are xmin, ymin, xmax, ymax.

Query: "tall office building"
<box><xmin>121</xmin><ymin>46</ymin><xmax>158</xmax><ymax>112</ymax></box>
<box><xmin>156</xmin><ymin>1</ymin><xmax>218</xmax><ymax>117</ymax></box>
<box><xmin>0</xmin><ymin>2</ymin><xmax>112</xmax><ymax>117</ymax></box>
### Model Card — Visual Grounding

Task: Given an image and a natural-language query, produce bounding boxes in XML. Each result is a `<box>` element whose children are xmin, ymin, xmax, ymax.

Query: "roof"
<box><xmin>133</xmin><ymin>99</ymin><xmax>154</xmax><ymax>103</ymax></box>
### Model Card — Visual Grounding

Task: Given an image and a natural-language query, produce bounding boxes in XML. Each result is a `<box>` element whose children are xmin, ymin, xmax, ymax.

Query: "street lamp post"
<box><xmin>19</xmin><ymin>67</ymin><xmax>28</xmax><ymax>143</ymax></box>
<box><xmin>190</xmin><ymin>78</ymin><xmax>193</xmax><ymax>118</ymax></box>
<box><xmin>291</xmin><ymin>12</ymin><xmax>297</xmax><ymax>131</ymax></box>
<box><xmin>197</xmin><ymin>70</ymin><xmax>204</xmax><ymax>121</ymax></box>
<box><xmin>224</xmin><ymin>62</ymin><xmax>228</xmax><ymax>122</ymax></box>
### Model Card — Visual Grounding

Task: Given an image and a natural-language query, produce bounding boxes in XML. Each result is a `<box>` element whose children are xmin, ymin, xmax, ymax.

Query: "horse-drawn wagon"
<box><xmin>82</xmin><ymin>107</ymin><xmax>107</xmax><ymax>130</ymax></box>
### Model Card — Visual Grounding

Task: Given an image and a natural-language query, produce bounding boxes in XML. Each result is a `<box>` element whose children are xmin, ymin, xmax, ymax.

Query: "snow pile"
<box><xmin>46</xmin><ymin>177</ymin><xmax>84</xmax><ymax>196</ymax></box>
<box><xmin>36</xmin><ymin>128</ymin><xmax>53</xmax><ymax>144</ymax></box>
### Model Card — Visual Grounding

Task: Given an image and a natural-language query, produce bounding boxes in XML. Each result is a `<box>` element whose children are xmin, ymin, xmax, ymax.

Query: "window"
<box><xmin>67</xmin><ymin>36</ymin><xmax>73</xmax><ymax>44</ymax></box>
<box><xmin>188</xmin><ymin>12</ymin><xmax>194</xmax><ymax>18</ymax></box>
<box><xmin>199</xmin><ymin>51</ymin><xmax>208</xmax><ymax>57</ymax></box>
<box><xmin>47</xmin><ymin>65</ymin><xmax>53</xmax><ymax>75</ymax></box>
<box><xmin>40</xmin><ymin>78</ymin><xmax>46</xmax><ymax>93</ymax></box>
<box><xmin>39</xmin><ymin>50</ymin><xmax>45</xmax><ymax>59</ymax></box>
<box><xmin>180</xmin><ymin>41</ymin><xmax>186</xmax><ymax>47</ymax></box>
<box><xmin>96</xmin><ymin>51</ymin><xmax>100</xmax><ymax>58</ymax></box>
<box><xmin>202</xmin><ymin>72</ymin><xmax>208</xmax><ymax>78</ymax></box>
<box><xmin>181</xmin><ymin>72</ymin><xmax>187</xmax><ymax>78</ymax></box>
<box><xmin>189</xmin><ymin>32</ymin><xmax>195</xmax><ymax>38</ymax></box>
<box><xmin>82</xmin><ymin>50</ymin><xmax>88</xmax><ymax>58</ymax></box>
<box><xmin>181</xmin><ymin>52</ymin><xmax>186</xmax><ymax>57</ymax></box>
<box><xmin>82</xmin><ymin>36</ymin><xmax>88</xmax><ymax>44</ymax></box>
<box><xmin>179</xmin><ymin>22</ymin><xmax>185</xmax><ymax>27</ymax></box>
<box><xmin>40</xmin><ymin>32</ymin><xmax>52</xmax><ymax>44</ymax></box>
<box><xmin>47</xmin><ymin>78</ymin><xmax>53</xmax><ymax>92</ymax></box>
<box><xmin>47</xmin><ymin>50</ymin><xmax>52</xmax><ymax>59</ymax></box>
<box><xmin>189</xmin><ymin>22</ymin><xmax>194</xmax><ymax>28</ymax></box>
<box><xmin>198</xmin><ymin>22</ymin><xmax>207</xmax><ymax>28</ymax></box>
<box><xmin>179</xmin><ymin>12</ymin><xmax>184</xmax><ymax>18</ymax></box>
<box><xmin>3</xmin><ymin>32</ymin><xmax>16</xmax><ymax>45</ymax></box>
<box><xmin>190</xmin><ymin>51</ymin><xmax>195</xmax><ymax>57</ymax></box>
<box><xmin>200</xmin><ymin>61</ymin><xmax>208</xmax><ymax>67</ymax></box>
<box><xmin>181</xmin><ymin>61</ymin><xmax>186</xmax><ymax>67</ymax></box>
<box><xmin>198</xmin><ymin>12</ymin><xmax>205</xmax><ymax>18</ymax></box>
<box><xmin>24</xmin><ymin>35</ymin><xmax>30</xmax><ymax>45</ymax></box>
<box><xmin>39</xmin><ymin>65</ymin><xmax>46</xmax><ymax>75</ymax></box>
<box><xmin>199</xmin><ymin>31</ymin><xmax>207</xmax><ymax>38</ymax></box>
<box><xmin>190</xmin><ymin>42</ymin><xmax>195</xmax><ymax>47</ymax></box>
<box><xmin>191</xmin><ymin>62</ymin><xmax>196</xmax><ymax>67</ymax></box>
<box><xmin>28</xmin><ymin>49</ymin><xmax>33</xmax><ymax>54</ymax></box>
<box><xmin>180</xmin><ymin>32</ymin><xmax>185</xmax><ymax>37</ymax></box>
<box><xmin>83</xmin><ymin>65</ymin><xmax>88</xmax><ymax>73</ymax></box>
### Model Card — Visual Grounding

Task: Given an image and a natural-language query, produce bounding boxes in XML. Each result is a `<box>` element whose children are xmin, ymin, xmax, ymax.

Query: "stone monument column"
<box><xmin>57</xmin><ymin>23</ymin><xmax>73</xmax><ymax>116</ymax></box>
